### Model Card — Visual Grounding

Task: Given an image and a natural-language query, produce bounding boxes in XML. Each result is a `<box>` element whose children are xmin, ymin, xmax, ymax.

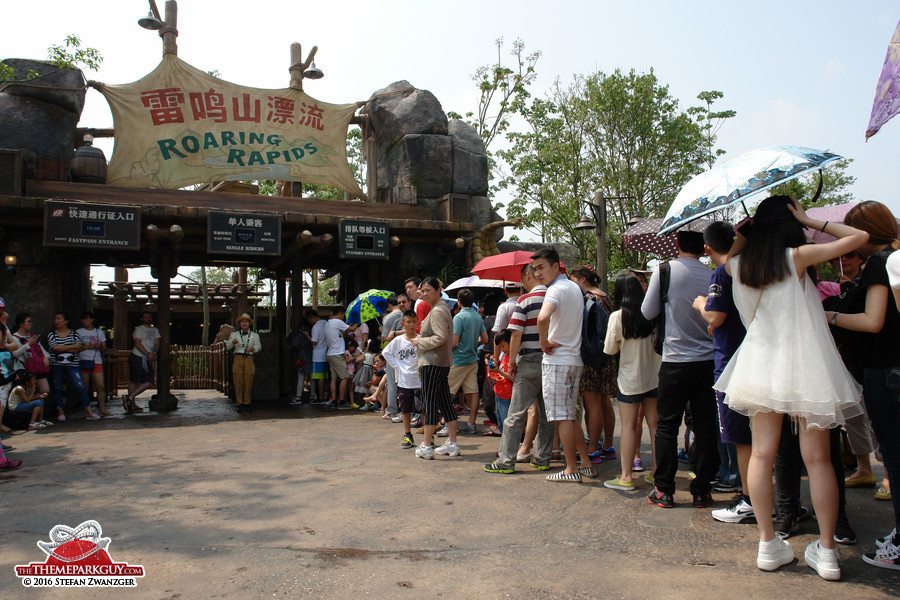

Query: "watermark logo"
<box><xmin>15</xmin><ymin>520</ymin><xmax>145</xmax><ymax>588</ymax></box>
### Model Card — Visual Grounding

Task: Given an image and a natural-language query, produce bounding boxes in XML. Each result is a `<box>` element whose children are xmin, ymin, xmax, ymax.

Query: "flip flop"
<box><xmin>482</xmin><ymin>430</ymin><xmax>501</xmax><ymax>437</ymax></box>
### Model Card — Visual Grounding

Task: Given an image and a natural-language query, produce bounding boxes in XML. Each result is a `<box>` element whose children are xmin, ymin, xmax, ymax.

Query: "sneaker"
<box><xmin>692</xmin><ymin>492</ymin><xmax>712</xmax><ymax>508</ymax></box>
<box><xmin>712</xmin><ymin>478</ymin><xmax>741</xmax><ymax>493</ymax></box>
<box><xmin>876</xmin><ymin>528</ymin><xmax>897</xmax><ymax>548</ymax></box>
<box><xmin>515</xmin><ymin>453</ymin><xmax>531</xmax><ymax>463</ymax></box>
<box><xmin>324</xmin><ymin>399</ymin><xmax>337</xmax><ymax>409</ymax></box>
<box><xmin>757</xmin><ymin>538</ymin><xmax>794</xmax><ymax>571</ymax></box>
<box><xmin>648</xmin><ymin>486</ymin><xmax>674</xmax><ymax>508</ymax></box>
<box><xmin>711</xmin><ymin>495</ymin><xmax>755</xmax><ymax>524</ymax></box>
<box><xmin>588</xmin><ymin>450</ymin><xmax>603</xmax><ymax>464</ymax></box>
<box><xmin>391</xmin><ymin>414</ymin><xmax>404</xmax><ymax>423</ymax></box>
<box><xmin>308</xmin><ymin>398</ymin><xmax>326</xmax><ymax>405</ymax></box>
<box><xmin>798</xmin><ymin>505</ymin><xmax>810</xmax><ymax>521</ymax></box>
<box><xmin>677</xmin><ymin>449</ymin><xmax>690</xmax><ymax>463</ymax></box>
<box><xmin>121</xmin><ymin>394</ymin><xmax>131</xmax><ymax>411</ymax></box>
<box><xmin>863</xmin><ymin>540</ymin><xmax>900</xmax><ymax>570</ymax></box>
<box><xmin>436</xmin><ymin>425</ymin><xmax>449</xmax><ymax>437</ymax></box>
<box><xmin>805</xmin><ymin>541</ymin><xmax>841</xmax><ymax>580</ymax></box>
<box><xmin>455</xmin><ymin>405</ymin><xmax>470</xmax><ymax>415</ymax></box>
<box><xmin>484</xmin><ymin>462</ymin><xmax>515</xmax><ymax>474</ymax></box>
<box><xmin>85</xmin><ymin>413</ymin><xmax>101</xmax><ymax>421</ymax></box>
<box><xmin>0</xmin><ymin>456</ymin><xmax>22</xmax><ymax>470</ymax></box>
<box><xmin>643</xmin><ymin>474</ymin><xmax>655</xmax><ymax>484</ymax></box>
<box><xmin>774</xmin><ymin>513</ymin><xmax>800</xmax><ymax>539</ymax></box>
<box><xmin>530</xmin><ymin>460</ymin><xmax>550</xmax><ymax>471</ymax></box>
<box><xmin>434</xmin><ymin>441</ymin><xmax>460</xmax><ymax>457</ymax></box>
<box><xmin>457</xmin><ymin>422</ymin><xmax>476</xmax><ymax>435</ymax></box>
<box><xmin>604</xmin><ymin>477</ymin><xmax>636</xmax><ymax>491</ymax></box>
<box><xmin>415</xmin><ymin>443</ymin><xmax>434</xmax><ymax>460</ymax></box>
<box><xmin>632</xmin><ymin>457</ymin><xmax>644</xmax><ymax>472</ymax></box>
<box><xmin>336</xmin><ymin>402</ymin><xmax>354</xmax><ymax>410</ymax></box>
<box><xmin>57</xmin><ymin>414</ymin><xmax>66</xmax><ymax>422</ymax></box>
<box><xmin>599</xmin><ymin>446</ymin><xmax>617</xmax><ymax>460</ymax></box>
<box><xmin>410</xmin><ymin>419</ymin><xmax>423</xmax><ymax>428</ymax></box>
<box><xmin>834</xmin><ymin>514</ymin><xmax>857</xmax><ymax>545</ymax></box>
<box><xmin>401</xmin><ymin>434</ymin><xmax>414</xmax><ymax>449</ymax></box>
<box><xmin>547</xmin><ymin>470</ymin><xmax>582</xmax><ymax>482</ymax></box>
<box><xmin>289</xmin><ymin>397</ymin><xmax>304</xmax><ymax>405</ymax></box>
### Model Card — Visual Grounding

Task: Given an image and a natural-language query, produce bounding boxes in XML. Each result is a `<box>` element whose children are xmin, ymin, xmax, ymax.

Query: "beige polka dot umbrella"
<box><xmin>623</xmin><ymin>218</ymin><xmax>713</xmax><ymax>258</ymax></box>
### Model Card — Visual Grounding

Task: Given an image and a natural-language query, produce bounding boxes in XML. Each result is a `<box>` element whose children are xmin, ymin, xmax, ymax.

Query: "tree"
<box><xmin>686</xmin><ymin>90</ymin><xmax>736</xmax><ymax>169</ymax></box>
<box><xmin>448</xmin><ymin>38</ymin><xmax>540</xmax><ymax>188</ymax></box>
<box><xmin>1</xmin><ymin>34</ymin><xmax>102</xmax><ymax>82</ymax></box>
<box><xmin>504</xmin><ymin>69</ymin><xmax>714</xmax><ymax>272</ymax></box>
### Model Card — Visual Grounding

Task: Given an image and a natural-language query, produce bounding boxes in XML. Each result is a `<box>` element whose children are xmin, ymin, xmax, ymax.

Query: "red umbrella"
<box><xmin>471</xmin><ymin>251</ymin><xmax>535</xmax><ymax>282</ymax></box>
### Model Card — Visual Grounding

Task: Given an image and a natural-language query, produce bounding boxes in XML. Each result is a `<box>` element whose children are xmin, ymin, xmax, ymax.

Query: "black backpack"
<box><xmin>581</xmin><ymin>291</ymin><xmax>610</xmax><ymax>369</ymax></box>
<box><xmin>652</xmin><ymin>262</ymin><xmax>670</xmax><ymax>355</ymax></box>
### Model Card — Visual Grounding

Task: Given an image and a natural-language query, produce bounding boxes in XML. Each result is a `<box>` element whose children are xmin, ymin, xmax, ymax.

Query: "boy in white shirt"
<box><xmin>382</xmin><ymin>311</ymin><xmax>422</xmax><ymax>449</ymax></box>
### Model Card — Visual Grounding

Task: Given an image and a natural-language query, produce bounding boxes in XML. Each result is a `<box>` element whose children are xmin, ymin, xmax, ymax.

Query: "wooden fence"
<box><xmin>170</xmin><ymin>341</ymin><xmax>232</xmax><ymax>394</ymax></box>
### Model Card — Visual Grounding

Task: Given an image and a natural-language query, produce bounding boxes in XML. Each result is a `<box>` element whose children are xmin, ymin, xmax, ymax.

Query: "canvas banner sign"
<box><xmin>94</xmin><ymin>55</ymin><xmax>364</xmax><ymax>197</ymax></box>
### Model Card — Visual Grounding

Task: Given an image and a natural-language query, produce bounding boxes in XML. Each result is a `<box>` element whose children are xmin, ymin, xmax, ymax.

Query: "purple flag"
<box><xmin>866</xmin><ymin>19</ymin><xmax>900</xmax><ymax>140</ymax></box>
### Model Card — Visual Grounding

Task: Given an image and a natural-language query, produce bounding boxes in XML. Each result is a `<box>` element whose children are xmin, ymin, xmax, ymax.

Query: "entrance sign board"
<box><xmin>339</xmin><ymin>219</ymin><xmax>389</xmax><ymax>259</ymax></box>
<box><xmin>94</xmin><ymin>55</ymin><xmax>364</xmax><ymax>198</ymax></box>
<box><xmin>208</xmin><ymin>211</ymin><xmax>281</xmax><ymax>256</ymax></box>
<box><xmin>43</xmin><ymin>200</ymin><xmax>141</xmax><ymax>250</ymax></box>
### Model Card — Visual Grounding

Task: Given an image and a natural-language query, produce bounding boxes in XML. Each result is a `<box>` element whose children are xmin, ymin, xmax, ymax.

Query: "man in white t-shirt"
<box><xmin>533</xmin><ymin>247</ymin><xmax>589</xmax><ymax>482</ymax></box>
<box><xmin>324</xmin><ymin>306</ymin><xmax>357</xmax><ymax>408</ymax></box>
<box><xmin>125</xmin><ymin>311</ymin><xmax>161</xmax><ymax>413</ymax></box>
<box><xmin>305</xmin><ymin>309</ymin><xmax>329</xmax><ymax>404</ymax></box>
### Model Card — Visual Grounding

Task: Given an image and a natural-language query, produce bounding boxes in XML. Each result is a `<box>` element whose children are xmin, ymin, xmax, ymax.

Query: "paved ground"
<box><xmin>2</xmin><ymin>391</ymin><xmax>897</xmax><ymax>599</ymax></box>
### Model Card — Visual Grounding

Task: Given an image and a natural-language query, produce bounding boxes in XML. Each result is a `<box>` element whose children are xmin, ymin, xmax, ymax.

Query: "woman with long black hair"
<box><xmin>714</xmin><ymin>195</ymin><xmax>867</xmax><ymax>580</ymax></box>
<box><xmin>602</xmin><ymin>272</ymin><xmax>660</xmax><ymax>491</ymax></box>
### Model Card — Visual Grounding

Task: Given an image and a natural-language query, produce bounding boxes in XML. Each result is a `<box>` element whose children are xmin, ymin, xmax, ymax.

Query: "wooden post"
<box><xmin>366</xmin><ymin>136</ymin><xmax>377</xmax><ymax>202</ymax></box>
<box><xmin>276</xmin><ymin>277</ymin><xmax>287</xmax><ymax>398</ymax></box>
<box><xmin>113</xmin><ymin>266</ymin><xmax>129</xmax><ymax>350</ymax></box>
<box><xmin>161</xmin><ymin>0</ymin><xmax>178</xmax><ymax>56</ymax></box>
<box><xmin>311</xmin><ymin>270</ymin><xmax>319</xmax><ymax>311</ymax></box>
<box><xmin>150</xmin><ymin>249</ymin><xmax>175</xmax><ymax>411</ymax></box>
<box><xmin>595</xmin><ymin>190</ymin><xmax>607</xmax><ymax>290</ymax></box>
<box><xmin>290</xmin><ymin>257</ymin><xmax>304</xmax><ymax>328</ymax></box>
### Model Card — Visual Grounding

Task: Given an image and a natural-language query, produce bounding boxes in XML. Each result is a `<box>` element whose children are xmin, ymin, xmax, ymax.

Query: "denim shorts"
<box><xmin>617</xmin><ymin>388</ymin><xmax>658</xmax><ymax>404</ymax></box>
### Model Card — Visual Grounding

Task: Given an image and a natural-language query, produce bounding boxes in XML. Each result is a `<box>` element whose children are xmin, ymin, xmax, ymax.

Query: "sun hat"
<box><xmin>235</xmin><ymin>313</ymin><xmax>253</xmax><ymax>326</ymax></box>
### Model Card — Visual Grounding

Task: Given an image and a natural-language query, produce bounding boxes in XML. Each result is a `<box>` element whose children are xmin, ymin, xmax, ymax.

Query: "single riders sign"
<box><xmin>93</xmin><ymin>55</ymin><xmax>363</xmax><ymax>197</ymax></box>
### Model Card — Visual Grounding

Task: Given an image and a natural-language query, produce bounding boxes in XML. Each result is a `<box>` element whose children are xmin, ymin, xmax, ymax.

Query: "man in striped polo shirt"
<box><xmin>484</xmin><ymin>263</ymin><xmax>553</xmax><ymax>473</ymax></box>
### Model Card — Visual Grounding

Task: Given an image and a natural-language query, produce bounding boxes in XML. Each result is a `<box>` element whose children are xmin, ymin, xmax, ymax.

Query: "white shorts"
<box><xmin>541</xmin><ymin>363</ymin><xmax>583</xmax><ymax>422</ymax></box>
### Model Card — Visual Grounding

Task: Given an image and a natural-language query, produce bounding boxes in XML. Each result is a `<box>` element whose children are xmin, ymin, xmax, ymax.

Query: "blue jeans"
<box><xmin>50</xmin><ymin>364</ymin><xmax>90</xmax><ymax>411</ymax></box>
<box><xmin>863</xmin><ymin>367</ymin><xmax>900</xmax><ymax>532</ymax></box>
<box><xmin>495</xmin><ymin>395</ymin><xmax>510</xmax><ymax>434</ymax></box>
<box><xmin>14</xmin><ymin>399</ymin><xmax>44</xmax><ymax>412</ymax></box>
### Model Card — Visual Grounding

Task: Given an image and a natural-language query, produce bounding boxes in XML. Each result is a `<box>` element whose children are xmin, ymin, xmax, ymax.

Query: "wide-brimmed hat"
<box><xmin>236</xmin><ymin>313</ymin><xmax>253</xmax><ymax>326</ymax></box>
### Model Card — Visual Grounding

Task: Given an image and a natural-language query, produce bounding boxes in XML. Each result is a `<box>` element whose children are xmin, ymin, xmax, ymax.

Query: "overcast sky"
<box><xmin>4</xmin><ymin>1</ymin><xmax>899</xmax><ymax>283</ymax></box>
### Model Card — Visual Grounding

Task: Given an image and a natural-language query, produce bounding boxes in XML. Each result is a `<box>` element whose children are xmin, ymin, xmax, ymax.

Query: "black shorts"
<box><xmin>128</xmin><ymin>353</ymin><xmax>155</xmax><ymax>384</ymax></box>
<box><xmin>397</xmin><ymin>387</ymin><xmax>421</xmax><ymax>414</ymax></box>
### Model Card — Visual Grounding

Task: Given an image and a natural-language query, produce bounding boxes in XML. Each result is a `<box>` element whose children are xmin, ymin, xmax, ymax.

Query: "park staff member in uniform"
<box><xmin>229</xmin><ymin>313</ymin><xmax>261</xmax><ymax>413</ymax></box>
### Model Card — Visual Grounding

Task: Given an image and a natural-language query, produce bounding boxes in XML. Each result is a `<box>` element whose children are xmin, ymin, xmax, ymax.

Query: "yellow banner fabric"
<box><xmin>96</xmin><ymin>55</ymin><xmax>364</xmax><ymax>197</ymax></box>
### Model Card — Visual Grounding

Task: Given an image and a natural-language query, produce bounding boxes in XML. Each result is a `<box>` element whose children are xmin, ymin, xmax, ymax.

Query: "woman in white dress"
<box><xmin>714</xmin><ymin>196</ymin><xmax>868</xmax><ymax>581</ymax></box>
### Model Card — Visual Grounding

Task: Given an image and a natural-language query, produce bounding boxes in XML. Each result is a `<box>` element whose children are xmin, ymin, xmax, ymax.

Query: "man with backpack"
<box><xmin>641</xmin><ymin>231</ymin><xmax>717</xmax><ymax>508</ymax></box>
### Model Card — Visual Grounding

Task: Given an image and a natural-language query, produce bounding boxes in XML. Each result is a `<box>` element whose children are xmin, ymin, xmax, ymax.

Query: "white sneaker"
<box><xmin>757</xmin><ymin>538</ymin><xmax>794</xmax><ymax>571</ymax></box>
<box><xmin>415</xmin><ymin>443</ymin><xmax>434</xmax><ymax>460</ymax></box>
<box><xmin>391</xmin><ymin>414</ymin><xmax>404</xmax><ymax>423</ymax></box>
<box><xmin>805</xmin><ymin>541</ymin><xmax>841</xmax><ymax>581</ymax></box>
<box><xmin>712</xmin><ymin>496</ymin><xmax>755</xmax><ymax>524</ymax></box>
<box><xmin>434</xmin><ymin>441</ymin><xmax>460</xmax><ymax>457</ymax></box>
<box><xmin>436</xmin><ymin>425</ymin><xmax>449</xmax><ymax>437</ymax></box>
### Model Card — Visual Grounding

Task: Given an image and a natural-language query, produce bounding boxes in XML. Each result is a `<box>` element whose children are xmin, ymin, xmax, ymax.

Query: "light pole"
<box><xmin>575</xmin><ymin>191</ymin><xmax>634</xmax><ymax>289</ymax></box>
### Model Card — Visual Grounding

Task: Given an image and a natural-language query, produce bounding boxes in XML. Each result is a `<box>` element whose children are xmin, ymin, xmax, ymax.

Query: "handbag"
<box><xmin>79</xmin><ymin>359</ymin><xmax>95</xmax><ymax>371</ymax></box>
<box><xmin>652</xmin><ymin>262</ymin><xmax>671</xmax><ymax>355</ymax></box>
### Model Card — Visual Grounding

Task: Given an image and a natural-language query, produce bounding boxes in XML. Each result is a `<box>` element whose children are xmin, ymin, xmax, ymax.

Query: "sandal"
<box><xmin>482</xmin><ymin>430</ymin><xmax>501</xmax><ymax>437</ymax></box>
<box><xmin>28</xmin><ymin>422</ymin><xmax>46</xmax><ymax>431</ymax></box>
<box><xmin>40</xmin><ymin>420</ymin><xmax>55</xmax><ymax>427</ymax></box>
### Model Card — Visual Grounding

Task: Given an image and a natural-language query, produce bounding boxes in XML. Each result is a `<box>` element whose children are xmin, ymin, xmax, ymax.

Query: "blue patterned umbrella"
<box><xmin>345</xmin><ymin>289</ymin><xmax>393</xmax><ymax>324</ymax></box>
<box><xmin>658</xmin><ymin>146</ymin><xmax>842</xmax><ymax>236</ymax></box>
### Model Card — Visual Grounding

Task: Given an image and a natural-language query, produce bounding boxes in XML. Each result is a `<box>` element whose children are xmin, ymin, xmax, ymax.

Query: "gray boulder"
<box><xmin>448</xmin><ymin>119</ymin><xmax>485</xmax><ymax>155</ymax></box>
<box><xmin>383</xmin><ymin>134</ymin><xmax>452</xmax><ymax>199</ymax></box>
<box><xmin>364</xmin><ymin>81</ymin><xmax>448</xmax><ymax>150</ymax></box>
<box><xmin>0</xmin><ymin>93</ymin><xmax>77</xmax><ymax>176</ymax></box>
<box><xmin>452</xmin><ymin>147</ymin><xmax>488</xmax><ymax>196</ymax></box>
<box><xmin>1</xmin><ymin>59</ymin><xmax>86</xmax><ymax>115</ymax></box>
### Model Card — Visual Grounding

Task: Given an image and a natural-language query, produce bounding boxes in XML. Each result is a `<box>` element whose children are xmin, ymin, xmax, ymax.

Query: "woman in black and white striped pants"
<box><xmin>412</xmin><ymin>277</ymin><xmax>459</xmax><ymax>459</ymax></box>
